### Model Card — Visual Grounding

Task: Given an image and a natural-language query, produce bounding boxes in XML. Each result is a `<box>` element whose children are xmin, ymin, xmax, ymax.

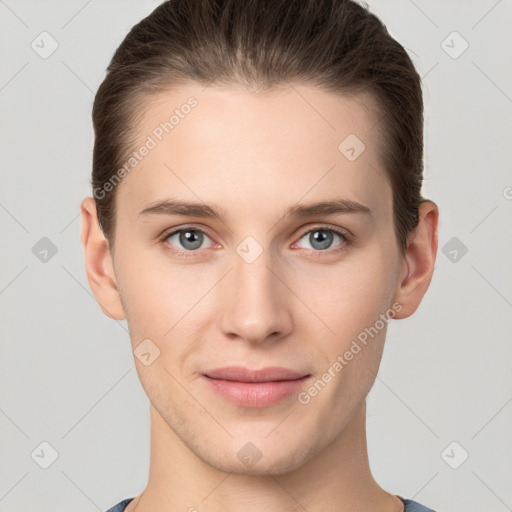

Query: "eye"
<box><xmin>161</xmin><ymin>227</ymin><xmax>214</xmax><ymax>255</ymax></box>
<box><xmin>160</xmin><ymin>225</ymin><xmax>351</xmax><ymax>258</ymax></box>
<box><xmin>294</xmin><ymin>226</ymin><xmax>350</xmax><ymax>253</ymax></box>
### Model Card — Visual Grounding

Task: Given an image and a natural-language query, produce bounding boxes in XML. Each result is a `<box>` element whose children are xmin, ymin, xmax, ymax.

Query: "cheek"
<box><xmin>114</xmin><ymin>244</ymin><xmax>217</xmax><ymax>359</ymax></box>
<box><xmin>293</xmin><ymin>246</ymin><xmax>394</xmax><ymax>345</ymax></box>
<box><xmin>115</xmin><ymin>224</ymin><xmax>399</xmax><ymax>350</ymax></box>
<box><xmin>114</xmin><ymin>245</ymin><xmax>177</xmax><ymax>335</ymax></box>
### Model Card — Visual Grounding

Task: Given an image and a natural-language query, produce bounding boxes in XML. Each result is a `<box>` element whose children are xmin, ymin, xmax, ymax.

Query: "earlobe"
<box><xmin>80</xmin><ymin>197</ymin><xmax>126</xmax><ymax>321</ymax></box>
<box><xmin>392</xmin><ymin>200</ymin><xmax>439</xmax><ymax>319</ymax></box>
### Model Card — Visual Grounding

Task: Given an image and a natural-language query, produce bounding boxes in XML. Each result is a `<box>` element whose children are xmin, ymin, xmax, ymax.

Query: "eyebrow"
<box><xmin>138</xmin><ymin>197</ymin><xmax>372</xmax><ymax>222</ymax></box>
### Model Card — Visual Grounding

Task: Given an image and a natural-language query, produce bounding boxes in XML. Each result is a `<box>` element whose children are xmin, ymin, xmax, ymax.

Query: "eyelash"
<box><xmin>159</xmin><ymin>225</ymin><xmax>352</xmax><ymax>259</ymax></box>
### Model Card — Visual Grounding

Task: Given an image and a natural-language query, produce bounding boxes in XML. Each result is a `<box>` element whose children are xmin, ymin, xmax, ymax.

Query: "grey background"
<box><xmin>1</xmin><ymin>1</ymin><xmax>511</xmax><ymax>511</ymax></box>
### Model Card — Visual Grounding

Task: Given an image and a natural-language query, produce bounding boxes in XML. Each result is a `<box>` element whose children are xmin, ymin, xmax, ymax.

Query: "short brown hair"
<box><xmin>91</xmin><ymin>0</ymin><xmax>425</xmax><ymax>253</ymax></box>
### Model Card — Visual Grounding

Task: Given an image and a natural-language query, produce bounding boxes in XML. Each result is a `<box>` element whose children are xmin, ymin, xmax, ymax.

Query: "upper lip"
<box><xmin>203</xmin><ymin>366</ymin><xmax>309</xmax><ymax>382</ymax></box>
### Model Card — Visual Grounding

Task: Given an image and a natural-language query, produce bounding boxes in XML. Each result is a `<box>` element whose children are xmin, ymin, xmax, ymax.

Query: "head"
<box><xmin>81</xmin><ymin>0</ymin><xmax>438</xmax><ymax>475</ymax></box>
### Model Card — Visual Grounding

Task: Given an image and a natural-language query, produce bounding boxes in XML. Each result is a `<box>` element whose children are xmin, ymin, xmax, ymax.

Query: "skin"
<box><xmin>81</xmin><ymin>82</ymin><xmax>438</xmax><ymax>512</ymax></box>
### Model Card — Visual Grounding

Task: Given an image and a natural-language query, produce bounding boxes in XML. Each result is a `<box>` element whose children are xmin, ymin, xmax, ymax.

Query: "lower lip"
<box><xmin>202</xmin><ymin>375</ymin><xmax>311</xmax><ymax>408</ymax></box>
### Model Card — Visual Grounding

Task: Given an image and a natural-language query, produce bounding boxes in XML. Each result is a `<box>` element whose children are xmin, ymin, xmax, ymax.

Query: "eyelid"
<box><xmin>297</xmin><ymin>223</ymin><xmax>353</xmax><ymax>241</ymax></box>
<box><xmin>291</xmin><ymin>223</ymin><xmax>352</xmax><ymax>252</ymax></box>
<box><xmin>159</xmin><ymin>224</ymin><xmax>218</xmax><ymax>248</ymax></box>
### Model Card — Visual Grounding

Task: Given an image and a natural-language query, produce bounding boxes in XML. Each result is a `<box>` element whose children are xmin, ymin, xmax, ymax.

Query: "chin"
<box><xmin>196</xmin><ymin>436</ymin><xmax>314</xmax><ymax>477</ymax></box>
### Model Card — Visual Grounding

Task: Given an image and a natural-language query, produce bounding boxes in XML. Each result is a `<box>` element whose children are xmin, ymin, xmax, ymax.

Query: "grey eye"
<box><xmin>309</xmin><ymin>230</ymin><xmax>333</xmax><ymax>250</ymax></box>
<box><xmin>296</xmin><ymin>229</ymin><xmax>344</xmax><ymax>251</ymax></box>
<box><xmin>167</xmin><ymin>229</ymin><xmax>208</xmax><ymax>251</ymax></box>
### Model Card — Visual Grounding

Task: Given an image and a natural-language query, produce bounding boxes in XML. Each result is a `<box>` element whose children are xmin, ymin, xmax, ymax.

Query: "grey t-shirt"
<box><xmin>105</xmin><ymin>496</ymin><xmax>436</xmax><ymax>511</ymax></box>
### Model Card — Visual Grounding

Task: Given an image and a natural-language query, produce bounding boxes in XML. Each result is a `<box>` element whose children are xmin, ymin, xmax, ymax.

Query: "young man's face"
<box><xmin>83</xmin><ymin>83</ymin><xmax>433</xmax><ymax>475</ymax></box>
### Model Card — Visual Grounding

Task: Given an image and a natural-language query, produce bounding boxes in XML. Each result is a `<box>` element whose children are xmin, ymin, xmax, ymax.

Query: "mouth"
<box><xmin>202</xmin><ymin>366</ymin><xmax>312</xmax><ymax>408</ymax></box>
<box><xmin>203</xmin><ymin>365</ymin><xmax>309</xmax><ymax>382</ymax></box>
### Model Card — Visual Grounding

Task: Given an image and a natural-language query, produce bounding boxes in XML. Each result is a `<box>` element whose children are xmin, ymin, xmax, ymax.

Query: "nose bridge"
<box><xmin>219</xmin><ymin>240</ymin><xmax>291</xmax><ymax>342</ymax></box>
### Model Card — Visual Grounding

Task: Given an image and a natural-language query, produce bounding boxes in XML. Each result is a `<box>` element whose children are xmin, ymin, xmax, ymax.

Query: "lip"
<box><xmin>202</xmin><ymin>366</ymin><xmax>312</xmax><ymax>408</ymax></box>
<box><xmin>204</xmin><ymin>366</ymin><xmax>308</xmax><ymax>382</ymax></box>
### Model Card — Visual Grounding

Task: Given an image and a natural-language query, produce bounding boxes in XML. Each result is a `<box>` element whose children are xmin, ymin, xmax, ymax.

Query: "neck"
<box><xmin>129</xmin><ymin>400</ymin><xmax>402</xmax><ymax>512</ymax></box>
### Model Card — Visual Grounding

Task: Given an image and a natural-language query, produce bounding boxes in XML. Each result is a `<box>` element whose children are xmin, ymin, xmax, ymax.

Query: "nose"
<box><xmin>219</xmin><ymin>247</ymin><xmax>293</xmax><ymax>345</ymax></box>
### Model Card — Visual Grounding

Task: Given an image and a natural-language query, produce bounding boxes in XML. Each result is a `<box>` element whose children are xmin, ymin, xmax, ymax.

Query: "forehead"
<box><xmin>116</xmin><ymin>82</ymin><xmax>392</xmax><ymax>222</ymax></box>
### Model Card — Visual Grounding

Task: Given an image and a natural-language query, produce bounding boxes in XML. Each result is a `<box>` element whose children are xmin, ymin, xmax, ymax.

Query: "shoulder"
<box><xmin>104</xmin><ymin>496</ymin><xmax>435</xmax><ymax>512</ymax></box>
<box><xmin>402</xmin><ymin>498</ymin><xmax>437</xmax><ymax>512</ymax></box>
<box><xmin>104</xmin><ymin>497</ymin><xmax>135</xmax><ymax>512</ymax></box>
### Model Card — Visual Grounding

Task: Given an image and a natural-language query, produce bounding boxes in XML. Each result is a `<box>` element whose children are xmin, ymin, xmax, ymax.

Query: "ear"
<box><xmin>80</xmin><ymin>197</ymin><xmax>126</xmax><ymax>320</ymax></box>
<box><xmin>392</xmin><ymin>200</ymin><xmax>439</xmax><ymax>319</ymax></box>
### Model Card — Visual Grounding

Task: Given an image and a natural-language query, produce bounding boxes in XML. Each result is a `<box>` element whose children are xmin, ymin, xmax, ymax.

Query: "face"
<box><xmin>95</xmin><ymin>83</ymin><xmax>410</xmax><ymax>474</ymax></box>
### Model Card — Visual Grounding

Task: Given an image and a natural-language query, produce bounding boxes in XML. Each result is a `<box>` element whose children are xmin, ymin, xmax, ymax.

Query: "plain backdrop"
<box><xmin>0</xmin><ymin>1</ymin><xmax>511</xmax><ymax>511</ymax></box>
